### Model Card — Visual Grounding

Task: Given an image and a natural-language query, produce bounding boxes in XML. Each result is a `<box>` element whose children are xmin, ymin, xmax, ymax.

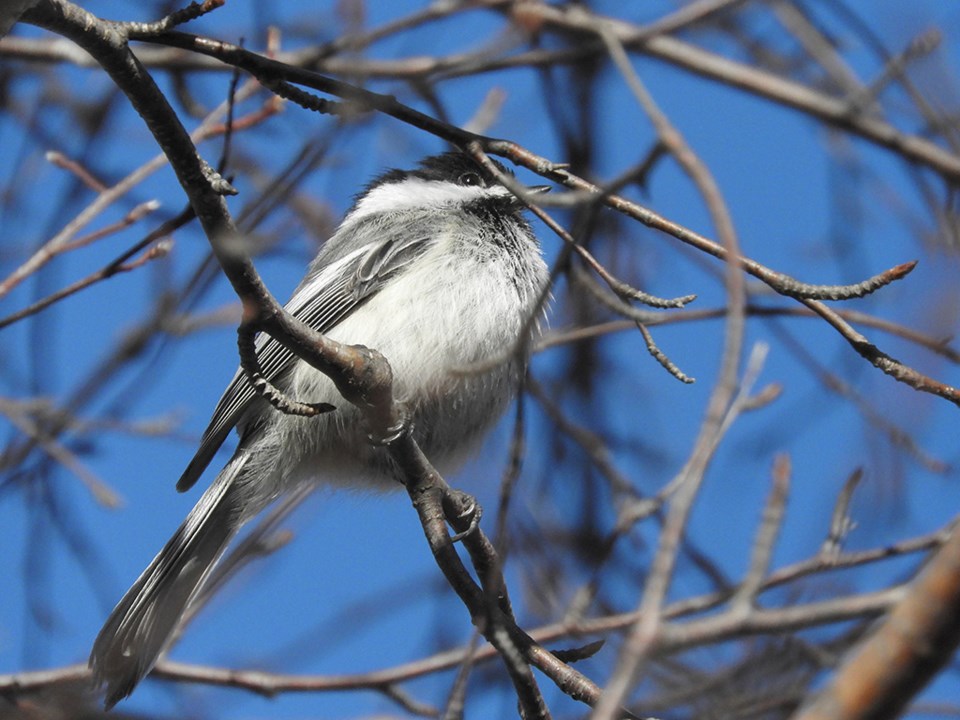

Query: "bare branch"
<box><xmin>793</xmin><ymin>525</ymin><xmax>960</xmax><ymax>720</ymax></box>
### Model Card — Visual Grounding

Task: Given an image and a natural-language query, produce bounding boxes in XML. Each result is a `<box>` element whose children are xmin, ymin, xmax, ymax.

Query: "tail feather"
<box><xmin>90</xmin><ymin>459</ymin><xmax>246</xmax><ymax>708</ymax></box>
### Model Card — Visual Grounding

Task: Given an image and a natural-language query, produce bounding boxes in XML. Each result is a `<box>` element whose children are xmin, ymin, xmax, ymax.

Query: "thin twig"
<box><xmin>732</xmin><ymin>454</ymin><xmax>791</xmax><ymax>612</ymax></box>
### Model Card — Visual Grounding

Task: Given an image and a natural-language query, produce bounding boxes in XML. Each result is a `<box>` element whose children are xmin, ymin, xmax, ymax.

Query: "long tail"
<box><xmin>90</xmin><ymin>454</ymin><xmax>248</xmax><ymax>708</ymax></box>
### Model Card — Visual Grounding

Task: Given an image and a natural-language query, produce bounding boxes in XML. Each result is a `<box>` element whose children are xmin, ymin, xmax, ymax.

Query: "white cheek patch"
<box><xmin>345</xmin><ymin>178</ymin><xmax>510</xmax><ymax>224</ymax></box>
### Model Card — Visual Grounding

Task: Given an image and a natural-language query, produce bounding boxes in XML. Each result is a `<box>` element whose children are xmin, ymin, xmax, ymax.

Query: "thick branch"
<box><xmin>792</xmin><ymin>527</ymin><xmax>960</xmax><ymax>720</ymax></box>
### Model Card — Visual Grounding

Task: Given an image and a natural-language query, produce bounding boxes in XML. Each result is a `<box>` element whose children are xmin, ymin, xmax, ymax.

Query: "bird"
<box><xmin>89</xmin><ymin>150</ymin><xmax>550</xmax><ymax>707</ymax></box>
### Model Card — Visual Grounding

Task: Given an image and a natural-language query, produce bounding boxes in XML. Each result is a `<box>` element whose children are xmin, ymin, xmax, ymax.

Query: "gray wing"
<box><xmin>176</xmin><ymin>231</ymin><xmax>435</xmax><ymax>492</ymax></box>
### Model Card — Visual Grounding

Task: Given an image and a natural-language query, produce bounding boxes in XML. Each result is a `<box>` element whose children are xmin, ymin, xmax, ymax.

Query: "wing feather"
<box><xmin>176</xmin><ymin>229</ymin><xmax>434</xmax><ymax>492</ymax></box>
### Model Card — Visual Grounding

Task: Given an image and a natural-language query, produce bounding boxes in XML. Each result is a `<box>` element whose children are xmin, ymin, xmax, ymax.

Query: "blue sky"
<box><xmin>2</xmin><ymin>1</ymin><xmax>960</xmax><ymax>717</ymax></box>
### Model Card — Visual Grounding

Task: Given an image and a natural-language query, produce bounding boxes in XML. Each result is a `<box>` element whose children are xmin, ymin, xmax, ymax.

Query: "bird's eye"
<box><xmin>458</xmin><ymin>172</ymin><xmax>484</xmax><ymax>187</ymax></box>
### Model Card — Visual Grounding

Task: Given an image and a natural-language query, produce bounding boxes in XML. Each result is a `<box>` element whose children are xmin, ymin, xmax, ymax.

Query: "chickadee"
<box><xmin>89</xmin><ymin>151</ymin><xmax>550</xmax><ymax>707</ymax></box>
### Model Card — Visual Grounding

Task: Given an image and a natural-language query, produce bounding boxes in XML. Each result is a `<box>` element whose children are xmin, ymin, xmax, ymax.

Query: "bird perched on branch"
<box><xmin>89</xmin><ymin>151</ymin><xmax>550</xmax><ymax>708</ymax></box>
